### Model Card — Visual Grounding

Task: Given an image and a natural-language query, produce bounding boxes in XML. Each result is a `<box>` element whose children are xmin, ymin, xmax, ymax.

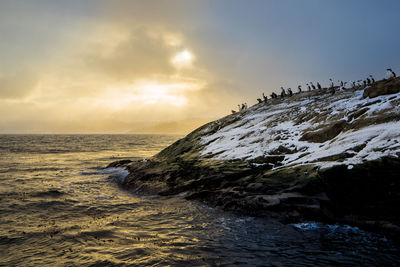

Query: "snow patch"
<box><xmin>199</xmin><ymin>90</ymin><xmax>400</xmax><ymax>169</ymax></box>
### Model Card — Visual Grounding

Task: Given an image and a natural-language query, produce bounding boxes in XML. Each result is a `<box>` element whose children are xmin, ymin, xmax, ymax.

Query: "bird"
<box><xmin>366</xmin><ymin>77</ymin><xmax>371</xmax><ymax>85</ymax></box>
<box><xmin>339</xmin><ymin>82</ymin><xmax>347</xmax><ymax>91</ymax></box>
<box><xmin>317</xmin><ymin>82</ymin><xmax>322</xmax><ymax>90</ymax></box>
<box><xmin>363</xmin><ymin>80</ymin><xmax>367</xmax><ymax>87</ymax></box>
<box><xmin>231</xmin><ymin>110</ymin><xmax>236</xmax><ymax>114</ymax></box>
<box><xmin>244</xmin><ymin>103</ymin><xmax>248</xmax><ymax>109</ymax></box>
<box><xmin>310</xmin><ymin>82</ymin><xmax>316</xmax><ymax>90</ymax></box>
<box><xmin>297</xmin><ymin>85</ymin><xmax>302</xmax><ymax>93</ymax></box>
<box><xmin>238</xmin><ymin>104</ymin><xmax>241</xmax><ymax>111</ymax></box>
<box><xmin>257</xmin><ymin>98</ymin><xmax>263</xmax><ymax>103</ymax></box>
<box><xmin>387</xmin><ymin>68</ymin><xmax>396</xmax><ymax>78</ymax></box>
<box><xmin>262</xmin><ymin>93</ymin><xmax>268</xmax><ymax>101</ymax></box>
<box><xmin>287</xmin><ymin>88</ymin><xmax>293</xmax><ymax>96</ymax></box>
<box><xmin>306</xmin><ymin>83</ymin><xmax>311</xmax><ymax>91</ymax></box>
<box><xmin>329</xmin><ymin>79</ymin><xmax>334</xmax><ymax>88</ymax></box>
<box><xmin>369</xmin><ymin>75</ymin><xmax>375</xmax><ymax>83</ymax></box>
<box><xmin>280</xmin><ymin>87</ymin><xmax>286</xmax><ymax>98</ymax></box>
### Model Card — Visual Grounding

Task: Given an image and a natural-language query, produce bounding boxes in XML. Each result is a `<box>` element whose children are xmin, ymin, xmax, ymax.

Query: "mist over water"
<box><xmin>0</xmin><ymin>135</ymin><xmax>399</xmax><ymax>266</ymax></box>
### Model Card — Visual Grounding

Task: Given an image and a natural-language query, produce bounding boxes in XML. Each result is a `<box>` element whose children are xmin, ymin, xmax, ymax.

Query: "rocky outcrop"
<box><xmin>299</xmin><ymin>120</ymin><xmax>348</xmax><ymax>143</ymax></box>
<box><xmin>363</xmin><ymin>77</ymin><xmax>400</xmax><ymax>98</ymax></box>
<box><xmin>112</xmin><ymin>77</ymin><xmax>400</xmax><ymax>237</ymax></box>
<box><xmin>119</xmin><ymin>156</ymin><xmax>400</xmax><ymax>237</ymax></box>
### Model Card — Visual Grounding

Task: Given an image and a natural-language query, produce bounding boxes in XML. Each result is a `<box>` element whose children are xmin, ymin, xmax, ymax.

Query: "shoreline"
<box><xmin>108</xmin><ymin>156</ymin><xmax>400</xmax><ymax>240</ymax></box>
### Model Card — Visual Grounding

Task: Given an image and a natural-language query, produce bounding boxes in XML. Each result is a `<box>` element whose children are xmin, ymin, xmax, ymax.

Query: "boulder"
<box><xmin>363</xmin><ymin>77</ymin><xmax>400</xmax><ymax>98</ymax></box>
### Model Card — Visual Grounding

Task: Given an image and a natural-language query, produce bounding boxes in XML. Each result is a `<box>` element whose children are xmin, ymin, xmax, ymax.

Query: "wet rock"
<box><xmin>121</xmin><ymin>156</ymin><xmax>400</xmax><ymax>238</ymax></box>
<box><xmin>106</xmin><ymin>159</ymin><xmax>132</xmax><ymax>168</ymax></box>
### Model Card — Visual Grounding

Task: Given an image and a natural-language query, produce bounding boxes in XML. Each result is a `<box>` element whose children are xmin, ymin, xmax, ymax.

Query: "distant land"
<box><xmin>133</xmin><ymin>117</ymin><xmax>217</xmax><ymax>135</ymax></box>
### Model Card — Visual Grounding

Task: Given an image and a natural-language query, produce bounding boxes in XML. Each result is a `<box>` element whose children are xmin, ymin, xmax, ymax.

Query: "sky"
<box><xmin>1</xmin><ymin>0</ymin><xmax>399</xmax><ymax>134</ymax></box>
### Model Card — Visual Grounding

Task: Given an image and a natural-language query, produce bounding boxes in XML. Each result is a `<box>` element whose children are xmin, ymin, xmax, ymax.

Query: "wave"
<box><xmin>291</xmin><ymin>222</ymin><xmax>362</xmax><ymax>233</ymax></box>
<box><xmin>81</xmin><ymin>167</ymin><xmax>129</xmax><ymax>183</ymax></box>
<box><xmin>31</xmin><ymin>189</ymin><xmax>65</xmax><ymax>198</ymax></box>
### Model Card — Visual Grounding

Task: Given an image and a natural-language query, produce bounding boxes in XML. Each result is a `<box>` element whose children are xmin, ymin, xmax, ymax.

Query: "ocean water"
<box><xmin>0</xmin><ymin>134</ymin><xmax>399</xmax><ymax>266</ymax></box>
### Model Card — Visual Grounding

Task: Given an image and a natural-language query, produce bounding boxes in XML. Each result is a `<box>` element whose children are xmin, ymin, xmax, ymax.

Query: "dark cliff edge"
<box><xmin>109</xmin><ymin>77</ymin><xmax>400</xmax><ymax>238</ymax></box>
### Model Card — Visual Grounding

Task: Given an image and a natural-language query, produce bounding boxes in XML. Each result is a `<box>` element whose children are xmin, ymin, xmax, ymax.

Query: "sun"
<box><xmin>172</xmin><ymin>50</ymin><xmax>194</xmax><ymax>68</ymax></box>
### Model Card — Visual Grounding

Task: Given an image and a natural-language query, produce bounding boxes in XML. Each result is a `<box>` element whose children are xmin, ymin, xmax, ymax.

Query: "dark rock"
<box><xmin>120</xmin><ymin>154</ymin><xmax>400</xmax><ymax>238</ymax></box>
<box><xmin>300</xmin><ymin>120</ymin><xmax>348</xmax><ymax>143</ymax></box>
<box><xmin>249</xmin><ymin>155</ymin><xmax>285</xmax><ymax>166</ymax></box>
<box><xmin>363</xmin><ymin>77</ymin><xmax>400</xmax><ymax>98</ymax></box>
<box><xmin>106</xmin><ymin>159</ymin><xmax>132</xmax><ymax>168</ymax></box>
<box><xmin>352</xmin><ymin>107</ymin><xmax>369</xmax><ymax>119</ymax></box>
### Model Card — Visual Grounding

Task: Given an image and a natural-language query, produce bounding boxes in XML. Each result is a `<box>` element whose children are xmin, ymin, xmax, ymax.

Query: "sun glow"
<box><xmin>132</xmin><ymin>83</ymin><xmax>187</xmax><ymax>106</ymax></box>
<box><xmin>172</xmin><ymin>50</ymin><xmax>194</xmax><ymax>68</ymax></box>
<box><xmin>94</xmin><ymin>80</ymin><xmax>203</xmax><ymax>110</ymax></box>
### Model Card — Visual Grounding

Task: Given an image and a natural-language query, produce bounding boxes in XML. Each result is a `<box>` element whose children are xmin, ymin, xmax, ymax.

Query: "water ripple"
<box><xmin>0</xmin><ymin>135</ymin><xmax>399</xmax><ymax>266</ymax></box>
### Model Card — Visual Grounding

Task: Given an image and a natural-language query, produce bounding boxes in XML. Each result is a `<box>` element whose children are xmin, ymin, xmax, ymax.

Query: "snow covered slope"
<box><xmin>199</xmin><ymin>88</ymin><xmax>400</xmax><ymax>169</ymax></box>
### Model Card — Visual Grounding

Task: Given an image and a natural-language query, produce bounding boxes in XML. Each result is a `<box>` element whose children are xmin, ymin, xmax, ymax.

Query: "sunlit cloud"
<box><xmin>98</xmin><ymin>83</ymin><xmax>185</xmax><ymax>109</ymax></box>
<box><xmin>0</xmin><ymin>1</ymin><xmax>273</xmax><ymax>133</ymax></box>
<box><xmin>162</xmin><ymin>32</ymin><xmax>183</xmax><ymax>47</ymax></box>
<box><xmin>172</xmin><ymin>50</ymin><xmax>194</xmax><ymax>68</ymax></box>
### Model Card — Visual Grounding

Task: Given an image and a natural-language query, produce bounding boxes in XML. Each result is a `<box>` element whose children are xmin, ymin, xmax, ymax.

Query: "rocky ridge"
<box><xmin>110</xmin><ymin>77</ymin><xmax>400</xmax><ymax>237</ymax></box>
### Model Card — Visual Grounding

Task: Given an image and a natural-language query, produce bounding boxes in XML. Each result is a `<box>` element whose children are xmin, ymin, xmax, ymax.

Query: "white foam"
<box><xmin>82</xmin><ymin>167</ymin><xmax>130</xmax><ymax>183</ymax></box>
<box><xmin>102</xmin><ymin>167</ymin><xmax>130</xmax><ymax>183</ymax></box>
<box><xmin>292</xmin><ymin>222</ymin><xmax>361</xmax><ymax>233</ymax></box>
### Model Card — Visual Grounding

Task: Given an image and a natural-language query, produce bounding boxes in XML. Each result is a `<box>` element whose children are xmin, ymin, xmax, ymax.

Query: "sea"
<box><xmin>0</xmin><ymin>134</ymin><xmax>399</xmax><ymax>266</ymax></box>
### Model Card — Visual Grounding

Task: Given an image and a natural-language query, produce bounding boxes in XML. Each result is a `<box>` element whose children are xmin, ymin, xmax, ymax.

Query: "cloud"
<box><xmin>0</xmin><ymin>0</ymin><xmax>260</xmax><ymax>135</ymax></box>
<box><xmin>0</xmin><ymin>70</ymin><xmax>38</xmax><ymax>99</ymax></box>
<box><xmin>0</xmin><ymin>20</ymin><xmax>228</xmax><ymax>134</ymax></box>
<box><xmin>81</xmin><ymin>27</ymin><xmax>178</xmax><ymax>81</ymax></box>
